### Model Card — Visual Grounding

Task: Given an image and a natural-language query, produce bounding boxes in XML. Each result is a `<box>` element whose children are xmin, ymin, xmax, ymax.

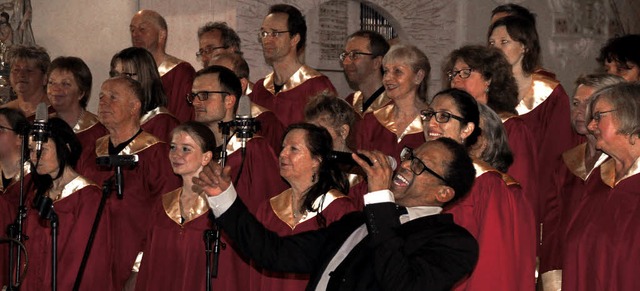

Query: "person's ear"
<box><xmin>290</xmin><ymin>33</ymin><xmax>300</xmax><ymax>50</ymax></box>
<box><xmin>414</xmin><ymin>69</ymin><xmax>425</xmax><ymax>85</ymax></box>
<box><xmin>225</xmin><ymin>94</ymin><xmax>237</xmax><ymax>111</ymax></box>
<box><xmin>436</xmin><ymin>186</ymin><xmax>454</xmax><ymax>204</ymax></box>
<box><xmin>338</xmin><ymin>124</ymin><xmax>350</xmax><ymax>139</ymax></box>
<box><xmin>460</xmin><ymin>122</ymin><xmax>475</xmax><ymax>141</ymax></box>
<box><xmin>202</xmin><ymin>151</ymin><xmax>213</xmax><ymax>166</ymax></box>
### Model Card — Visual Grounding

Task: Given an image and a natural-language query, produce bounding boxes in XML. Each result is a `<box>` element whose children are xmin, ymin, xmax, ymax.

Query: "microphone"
<box><xmin>327</xmin><ymin>151</ymin><xmax>397</xmax><ymax>170</ymax></box>
<box><xmin>31</xmin><ymin>103</ymin><xmax>49</xmax><ymax>159</ymax></box>
<box><xmin>233</xmin><ymin>95</ymin><xmax>258</xmax><ymax>150</ymax></box>
<box><xmin>96</xmin><ymin>155</ymin><xmax>139</xmax><ymax>200</ymax></box>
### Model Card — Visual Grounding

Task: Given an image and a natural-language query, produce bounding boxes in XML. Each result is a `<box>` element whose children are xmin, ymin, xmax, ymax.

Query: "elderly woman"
<box><xmin>2</xmin><ymin>45</ymin><xmax>51</xmax><ymax>118</ymax></box>
<box><xmin>135</xmin><ymin>122</ymin><xmax>220</xmax><ymax>290</ymax></box>
<box><xmin>356</xmin><ymin>44</ymin><xmax>428</xmax><ymax>161</ymax></box>
<box><xmin>110</xmin><ymin>47</ymin><xmax>180</xmax><ymax>142</ymax></box>
<box><xmin>47</xmin><ymin>56</ymin><xmax>108</xmax><ymax>175</ymax></box>
<box><xmin>304</xmin><ymin>94</ymin><xmax>367</xmax><ymax>207</ymax></box>
<box><xmin>597</xmin><ymin>34</ymin><xmax>640</xmax><ymax>82</ymax></box>
<box><xmin>443</xmin><ymin>45</ymin><xmax>540</xmax><ymax>227</ymax></box>
<box><xmin>561</xmin><ymin>83</ymin><xmax>640</xmax><ymax>290</ymax></box>
<box><xmin>251</xmin><ymin>123</ymin><xmax>357</xmax><ymax>291</ymax></box>
<box><xmin>539</xmin><ymin>74</ymin><xmax>624</xmax><ymax>289</ymax></box>
<box><xmin>423</xmin><ymin>88</ymin><xmax>535</xmax><ymax>291</ymax></box>
<box><xmin>22</xmin><ymin>118</ymin><xmax>112</xmax><ymax>290</ymax></box>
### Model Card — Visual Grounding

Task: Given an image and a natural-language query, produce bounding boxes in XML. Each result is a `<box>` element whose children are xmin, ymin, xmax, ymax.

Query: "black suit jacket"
<box><xmin>216</xmin><ymin>198</ymin><xmax>478</xmax><ymax>291</ymax></box>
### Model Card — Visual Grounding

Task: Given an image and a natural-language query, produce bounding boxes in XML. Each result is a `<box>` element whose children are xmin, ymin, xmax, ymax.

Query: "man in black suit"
<box><xmin>195</xmin><ymin>138</ymin><xmax>479</xmax><ymax>290</ymax></box>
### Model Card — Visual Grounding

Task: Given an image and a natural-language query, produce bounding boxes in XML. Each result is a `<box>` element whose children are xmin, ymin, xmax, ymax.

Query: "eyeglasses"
<box><xmin>109</xmin><ymin>71</ymin><xmax>138</xmax><ymax>78</ymax></box>
<box><xmin>196</xmin><ymin>45</ymin><xmax>229</xmax><ymax>60</ymax></box>
<box><xmin>339</xmin><ymin>51</ymin><xmax>374</xmax><ymax>62</ymax></box>
<box><xmin>186</xmin><ymin>91</ymin><xmax>229</xmax><ymax>104</ymax></box>
<box><xmin>591</xmin><ymin>109</ymin><xmax>617</xmax><ymax>122</ymax></box>
<box><xmin>421</xmin><ymin>109</ymin><xmax>465</xmax><ymax>123</ymax></box>
<box><xmin>0</xmin><ymin>125</ymin><xmax>15</xmax><ymax>133</ymax></box>
<box><xmin>259</xmin><ymin>30</ymin><xmax>290</xmax><ymax>39</ymax></box>
<box><xmin>400</xmin><ymin>147</ymin><xmax>448</xmax><ymax>183</ymax></box>
<box><xmin>447</xmin><ymin>68</ymin><xmax>474</xmax><ymax>81</ymax></box>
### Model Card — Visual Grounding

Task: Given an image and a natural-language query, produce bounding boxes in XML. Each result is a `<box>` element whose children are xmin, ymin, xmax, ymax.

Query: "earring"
<box><xmin>485</xmin><ymin>87</ymin><xmax>489</xmax><ymax>93</ymax></box>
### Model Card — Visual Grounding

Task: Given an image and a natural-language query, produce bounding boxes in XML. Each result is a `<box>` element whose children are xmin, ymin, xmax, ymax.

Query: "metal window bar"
<box><xmin>360</xmin><ymin>3</ymin><xmax>397</xmax><ymax>39</ymax></box>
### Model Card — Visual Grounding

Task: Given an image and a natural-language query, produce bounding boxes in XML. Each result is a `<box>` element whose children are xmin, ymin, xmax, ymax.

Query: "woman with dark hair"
<box><xmin>110</xmin><ymin>47</ymin><xmax>180</xmax><ymax>142</ymax></box>
<box><xmin>251</xmin><ymin>123</ymin><xmax>357</xmax><ymax>291</ymax></box>
<box><xmin>444</xmin><ymin>45</ymin><xmax>539</xmax><ymax>229</ymax></box>
<box><xmin>597</xmin><ymin>34</ymin><xmax>640</xmax><ymax>82</ymax></box>
<box><xmin>0</xmin><ymin>107</ymin><xmax>28</xmax><ymax>196</ymax></box>
<box><xmin>356</xmin><ymin>44</ymin><xmax>428</xmax><ymax>162</ymax></box>
<box><xmin>423</xmin><ymin>88</ymin><xmax>535</xmax><ymax>291</ymax></box>
<box><xmin>561</xmin><ymin>83</ymin><xmax>640</xmax><ymax>290</ymax></box>
<box><xmin>22</xmin><ymin>118</ymin><xmax>112</xmax><ymax>290</ymax></box>
<box><xmin>134</xmin><ymin>121</ymin><xmax>224</xmax><ymax>290</ymax></box>
<box><xmin>47</xmin><ymin>56</ymin><xmax>108</xmax><ymax>176</ymax></box>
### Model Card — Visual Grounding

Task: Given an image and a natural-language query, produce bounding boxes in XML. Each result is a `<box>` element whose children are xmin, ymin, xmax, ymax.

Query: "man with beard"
<box><xmin>249</xmin><ymin>4</ymin><xmax>336</xmax><ymax>127</ymax></box>
<box><xmin>341</xmin><ymin>30</ymin><xmax>390</xmax><ymax>116</ymax></box>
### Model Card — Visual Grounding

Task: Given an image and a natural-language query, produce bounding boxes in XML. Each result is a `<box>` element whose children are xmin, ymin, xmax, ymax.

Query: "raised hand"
<box><xmin>192</xmin><ymin>160</ymin><xmax>232</xmax><ymax>196</ymax></box>
<box><xmin>352</xmin><ymin>150</ymin><xmax>393</xmax><ymax>192</ymax></box>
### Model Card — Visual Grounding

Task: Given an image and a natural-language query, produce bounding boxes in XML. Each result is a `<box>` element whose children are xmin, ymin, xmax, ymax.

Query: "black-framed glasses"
<box><xmin>421</xmin><ymin>109</ymin><xmax>465</xmax><ymax>123</ymax></box>
<box><xmin>196</xmin><ymin>45</ymin><xmax>229</xmax><ymax>60</ymax></box>
<box><xmin>259</xmin><ymin>30</ymin><xmax>290</xmax><ymax>39</ymax></box>
<box><xmin>592</xmin><ymin>109</ymin><xmax>617</xmax><ymax>122</ymax></box>
<box><xmin>339</xmin><ymin>51</ymin><xmax>374</xmax><ymax>62</ymax></box>
<box><xmin>186</xmin><ymin>91</ymin><xmax>229</xmax><ymax>104</ymax></box>
<box><xmin>400</xmin><ymin>147</ymin><xmax>448</xmax><ymax>183</ymax></box>
<box><xmin>447</xmin><ymin>68</ymin><xmax>474</xmax><ymax>81</ymax></box>
<box><xmin>109</xmin><ymin>70</ymin><xmax>138</xmax><ymax>78</ymax></box>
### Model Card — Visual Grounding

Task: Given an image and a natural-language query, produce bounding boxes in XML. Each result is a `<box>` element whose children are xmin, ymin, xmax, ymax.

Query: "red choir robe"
<box><xmin>223</xmin><ymin>134</ymin><xmax>288</xmax><ymax>215</ymax></box>
<box><xmin>502</xmin><ymin>115</ymin><xmax>540</xmax><ymax>231</ymax></box>
<box><xmin>250</xmin><ymin>189</ymin><xmax>358</xmax><ymax>291</ymax></box>
<box><xmin>562</xmin><ymin>158</ymin><xmax>640</xmax><ymax>291</ymax></box>
<box><xmin>140</xmin><ymin>106</ymin><xmax>180</xmax><ymax>143</ymax></box>
<box><xmin>0</xmin><ymin>161</ymin><xmax>31</xmax><ymax>203</ymax></box>
<box><xmin>249</xmin><ymin>65</ymin><xmax>337</xmax><ymax>127</ymax></box>
<box><xmin>344</xmin><ymin>90</ymin><xmax>392</xmax><ymax>118</ymax></box>
<box><xmin>539</xmin><ymin>143</ymin><xmax>608</xmax><ymax>287</ymax></box>
<box><xmin>515</xmin><ymin>72</ymin><xmax>584</xmax><ymax>233</ymax></box>
<box><xmin>82</xmin><ymin>131</ymin><xmax>182</xmax><ymax>289</ymax></box>
<box><xmin>69</xmin><ymin>111</ymin><xmax>109</xmax><ymax>178</ymax></box>
<box><xmin>347</xmin><ymin>173</ymin><xmax>367</xmax><ymax>211</ymax></box>
<box><xmin>251</xmin><ymin>102</ymin><xmax>286</xmax><ymax>154</ymax></box>
<box><xmin>135</xmin><ymin>188</ymin><xmax>250</xmax><ymax>291</ymax></box>
<box><xmin>356</xmin><ymin>103</ymin><xmax>426</xmax><ymax>163</ymax></box>
<box><xmin>159</xmin><ymin>56</ymin><xmax>196</xmax><ymax>123</ymax></box>
<box><xmin>20</xmin><ymin>176</ymin><xmax>113</xmax><ymax>290</ymax></box>
<box><xmin>446</xmin><ymin>160</ymin><xmax>536</xmax><ymax>291</ymax></box>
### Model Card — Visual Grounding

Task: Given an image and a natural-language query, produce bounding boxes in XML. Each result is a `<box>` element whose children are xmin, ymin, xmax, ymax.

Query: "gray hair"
<box><xmin>586</xmin><ymin>82</ymin><xmax>640</xmax><ymax>137</ymax></box>
<box><xmin>476</xmin><ymin>103</ymin><xmax>513</xmax><ymax>173</ymax></box>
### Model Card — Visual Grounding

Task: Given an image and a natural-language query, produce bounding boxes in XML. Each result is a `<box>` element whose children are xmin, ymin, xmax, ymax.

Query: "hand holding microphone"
<box><xmin>351</xmin><ymin>150</ymin><xmax>395</xmax><ymax>193</ymax></box>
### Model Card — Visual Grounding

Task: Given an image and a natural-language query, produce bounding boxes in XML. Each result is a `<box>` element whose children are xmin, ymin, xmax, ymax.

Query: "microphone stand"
<box><xmin>218</xmin><ymin>121</ymin><xmax>232</xmax><ymax>167</ymax></box>
<box><xmin>50</xmin><ymin>212</ymin><xmax>58</xmax><ymax>291</ymax></box>
<box><xmin>72</xmin><ymin>175</ymin><xmax>114</xmax><ymax>291</ymax></box>
<box><xmin>6</xmin><ymin>125</ymin><xmax>30</xmax><ymax>290</ymax></box>
<box><xmin>203</xmin><ymin>213</ymin><xmax>224</xmax><ymax>291</ymax></box>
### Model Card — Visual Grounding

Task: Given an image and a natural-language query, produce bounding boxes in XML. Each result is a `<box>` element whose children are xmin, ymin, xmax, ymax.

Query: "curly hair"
<box><xmin>444</xmin><ymin>45</ymin><xmax>518</xmax><ymax>115</ymax></box>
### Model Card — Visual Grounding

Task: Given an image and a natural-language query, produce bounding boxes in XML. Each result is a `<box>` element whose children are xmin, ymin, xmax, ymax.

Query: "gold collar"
<box><xmin>473</xmin><ymin>159</ymin><xmax>519</xmax><ymax>186</ymax></box>
<box><xmin>222</xmin><ymin>134</ymin><xmax>257</xmax><ymax>158</ymax></box>
<box><xmin>95</xmin><ymin>131</ymin><xmax>162</xmax><ymax>156</ymax></box>
<box><xmin>158</xmin><ymin>55</ymin><xmax>183</xmax><ymax>77</ymax></box>
<box><xmin>51</xmin><ymin>176</ymin><xmax>95</xmax><ymax>202</ymax></box>
<box><xmin>516</xmin><ymin>72</ymin><xmax>560</xmax><ymax>115</ymax></box>
<box><xmin>72</xmin><ymin>111</ymin><xmax>100</xmax><ymax>134</ymax></box>
<box><xmin>250</xmin><ymin>102</ymin><xmax>271</xmax><ymax>118</ymax></box>
<box><xmin>162</xmin><ymin>188</ymin><xmax>210</xmax><ymax>225</ymax></box>
<box><xmin>349</xmin><ymin>91</ymin><xmax>391</xmax><ymax>117</ymax></box>
<box><xmin>562</xmin><ymin>143</ymin><xmax>609</xmax><ymax>181</ymax></box>
<box><xmin>372</xmin><ymin>103</ymin><xmax>423</xmax><ymax>141</ymax></box>
<box><xmin>347</xmin><ymin>173</ymin><xmax>364</xmax><ymax>188</ymax></box>
<box><xmin>600</xmin><ymin>157</ymin><xmax>640</xmax><ymax>188</ymax></box>
<box><xmin>140</xmin><ymin>106</ymin><xmax>174</xmax><ymax>125</ymax></box>
<box><xmin>0</xmin><ymin>161</ymin><xmax>31</xmax><ymax>192</ymax></box>
<box><xmin>270</xmin><ymin>188</ymin><xmax>346</xmax><ymax>230</ymax></box>
<box><xmin>262</xmin><ymin>65</ymin><xmax>323</xmax><ymax>95</ymax></box>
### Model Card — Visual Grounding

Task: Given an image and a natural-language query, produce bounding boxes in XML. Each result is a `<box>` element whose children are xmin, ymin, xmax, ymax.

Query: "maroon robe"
<box><xmin>20</xmin><ymin>176</ymin><xmax>113</xmax><ymax>290</ymax></box>
<box><xmin>250</xmin><ymin>189</ymin><xmax>357</xmax><ymax>291</ymax></box>
<box><xmin>356</xmin><ymin>103</ymin><xmax>426</xmax><ymax>163</ymax></box>
<box><xmin>249</xmin><ymin>65</ymin><xmax>337</xmax><ymax>127</ymax></box>
<box><xmin>135</xmin><ymin>188</ymin><xmax>250</xmax><ymax>291</ymax></box>
<box><xmin>82</xmin><ymin>131</ymin><xmax>182</xmax><ymax>289</ymax></box>
<box><xmin>223</xmin><ymin>135</ymin><xmax>288</xmax><ymax>215</ymax></box>
<box><xmin>539</xmin><ymin>143</ymin><xmax>608</xmax><ymax>281</ymax></box>
<box><xmin>446</xmin><ymin>160</ymin><xmax>536</xmax><ymax>291</ymax></box>
<box><xmin>251</xmin><ymin>103</ymin><xmax>286</xmax><ymax>154</ymax></box>
<box><xmin>71</xmin><ymin>112</ymin><xmax>108</xmax><ymax>178</ymax></box>
<box><xmin>140</xmin><ymin>106</ymin><xmax>180</xmax><ymax>143</ymax></box>
<box><xmin>159</xmin><ymin>59</ymin><xmax>195</xmax><ymax>123</ymax></box>
<box><xmin>562</xmin><ymin>158</ymin><xmax>640</xmax><ymax>291</ymax></box>
<box><xmin>516</xmin><ymin>73</ymin><xmax>583</xmax><ymax>235</ymax></box>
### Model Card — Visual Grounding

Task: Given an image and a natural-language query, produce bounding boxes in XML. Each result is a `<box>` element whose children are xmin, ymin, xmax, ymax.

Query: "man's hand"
<box><xmin>352</xmin><ymin>150</ymin><xmax>393</xmax><ymax>192</ymax></box>
<box><xmin>192</xmin><ymin>161</ymin><xmax>232</xmax><ymax>196</ymax></box>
